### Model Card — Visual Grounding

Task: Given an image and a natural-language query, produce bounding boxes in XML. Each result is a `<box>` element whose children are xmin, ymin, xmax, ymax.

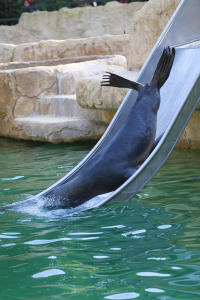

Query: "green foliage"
<box><xmin>0</xmin><ymin>0</ymin><xmax>22</xmax><ymax>24</ymax></box>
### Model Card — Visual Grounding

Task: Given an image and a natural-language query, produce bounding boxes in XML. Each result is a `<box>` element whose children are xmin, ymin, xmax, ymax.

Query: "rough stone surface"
<box><xmin>0</xmin><ymin>35</ymin><xmax>130</xmax><ymax>65</ymax></box>
<box><xmin>176</xmin><ymin>111</ymin><xmax>200</xmax><ymax>149</ymax></box>
<box><xmin>77</xmin><ymin>78</ymin><xmax>128</xmax><ymax>111</ymax></box>
<box><xmin>57</xmin><ymin>56</ymin><xmax>126</xmax><ymax>95</ymax></box>
<box><xmin>15</xmin><ymin>67</ymin><xmax>57</xmax><ymax>98</ymax></box>
<box><xmin>76</xmin><ymin>71</ymin><xmax>138</xmax><ymax>110</ymax></box>
<box><xmin>0</xmin><ymin>55</ymin><xmax>125</xmax><ymax>142</ymax></box>
<box><xmin>128</xmin><ymin>0</ymin><xmax>181</xmax><ymax>70</ymax></box>
<box><xmin>13</xmin><ymin>35</ymin><xmax>130</xmax><ymax>63</ymax></box>
<box><xmin>14</xmin><ymin>93</ymin><xmax>116</xmax><ymax>126</ymax></box>
<box><xmin>0</xmin><ymin>55</ymin><xmax>119</xmax><ymax>70</ymax></box>
<box><xmin>13</xmin><ymin>116</ymin><xmax>108</xmax><ymax>144</ymax></box>
<box><xmin>0</xmin><ymin>43</ymin><xmax>15</xmax><ymax>63</ymax></box>
<box><xmin>0</xmin><ymin>71</ymin><xmax>17</xmax><ymax>138</ymax></box>
<box><xmin>12</xmin><ymin>93</ymin><xmax>115</xmax><ymax>143</ymax></box>
<box><xmin>0</xmin><ymin>2</ymin><xmax>145</xmax><ymax>45</ymax></box>
<box><xmin>1</xmin><ymin>55</ymin><xmax>126</xmax><ymax>101</ymax></box>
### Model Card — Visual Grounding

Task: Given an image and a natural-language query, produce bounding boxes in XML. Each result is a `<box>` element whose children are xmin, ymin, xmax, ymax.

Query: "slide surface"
<box><xmin>36</xmin><ymin>0</ymin><xmax>200</xmax><ymax>213</ymax></box>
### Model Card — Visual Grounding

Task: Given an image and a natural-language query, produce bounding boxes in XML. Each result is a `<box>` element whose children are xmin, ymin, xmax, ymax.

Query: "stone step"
<box><xmin>14</xmin><ymin>94</ymin><xmax>115</xmax><ymax>126</ymax></box>
<box><xmin>0</xmin><ymin>55</ymin><xmax>121</xmax><ymax>70</ymax></box>
<box><xmin>10</xmin><ymin>55</ymin><xmax>127</xmax><ymax>119</ymax></box>
<box><xmin>76</xmin><ymin>70</ymin><xmax>139</xmax><ymax>111</ymax></box>
<box><xmin>20</xmin><ymin>95</ymin><xmax>84</xmax><ymax>118</ymax></box>
<box><xmin>37</xmin><ymin>95</ymin><xmax>83</xmax><ymax>118</ymax></box>
<box><xmin>13</xmin><ymin>115</ymin><xmax>107</xmax><ymax>144</ymax></box>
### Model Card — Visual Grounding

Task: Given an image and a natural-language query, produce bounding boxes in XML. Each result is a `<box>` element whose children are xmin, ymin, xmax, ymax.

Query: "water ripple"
<box><xmin>0</xmin><ymin>234</ymin><xmax>19</xmax><ymax>239</ymax></box>
<box><xmin>137</xmin><ymin>272</ymin><xmax>171</xmax><ymax>277</ymax></box>
<box><xmin>157</xmin><ymin>225</ymin><xmax>172</xmax><ymax>229</ymax></box>
<box><xmin>24</xmin><ymin>237</ymin><xmax>71</xmax><ymax>245</ymax></box>
<box><xmin>1</xmin><ymin>176</ymin><xmax>24</xmax><ymax>181</ymax></box>
<box><xmin>1</xmin><ymin>140</ymin><xmax>200</xmax><ymax>299</ymax></box>
<box><xmin>145</xmin><ymin>288</ymin><xmax>165</xmax><ymax>293</ymax></box>
<box><xmin>104</xmin><ymin>292</ymin><xmax>140</xmax><ymax>299</ymax></box>
<box><xmin>122</xmin><ymin>229</ymin><xmax>146</xmax><ymax>237</ymax></box>
<box><xmin>1</xmin><ymin>243</ymin><xmax>16</xmax><ymax>247</ymax></box>
<box><xmin>32</xmin><ymin>269</ymin><xmax>65</xmax><ymax>278</ymax></box>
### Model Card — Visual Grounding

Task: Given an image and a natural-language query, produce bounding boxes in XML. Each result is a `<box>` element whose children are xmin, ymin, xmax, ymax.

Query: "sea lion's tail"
<box><xmin>101</xmin><ymin>72</ymin><xmax>144</xmax><ymax>92</ymax></box>
<box><xmin>150</xmin><ymin>46</ymin><xmax>175</xmax><ymax>89</ymax></box>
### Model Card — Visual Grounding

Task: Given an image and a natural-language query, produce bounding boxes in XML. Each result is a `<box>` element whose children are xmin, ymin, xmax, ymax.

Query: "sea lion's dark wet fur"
<box><xmin>45</xmin><ymin>47</ymin><xmax>175</xmax><ymax>209</ymax></box>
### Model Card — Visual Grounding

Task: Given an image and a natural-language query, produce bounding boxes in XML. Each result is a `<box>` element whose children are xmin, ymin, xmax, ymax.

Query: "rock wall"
<box><xmin>0</xmin><ymin>2</ymin><xmax>145</xmax><ymax>45</ymax></box>
<box><xmin>176</xmin><ymin>111</ymin><xmax>200</xmax><ymax>149</ymax></box>
<box><xmin>128</xmin><ymin>0</ymin><xmax>181</xmax><ymax>70</ymax></box>
<box><xmin>0</xmin><ymin>34</ymin><xmax>130</xmax><ymax>64</ymax></box>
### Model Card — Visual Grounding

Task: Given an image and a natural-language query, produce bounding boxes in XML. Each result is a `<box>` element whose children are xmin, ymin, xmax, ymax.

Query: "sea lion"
<box><xmin>44</xmin><ymin>47</ymin><xmax>175</xmax><ymax>209</ymax></box>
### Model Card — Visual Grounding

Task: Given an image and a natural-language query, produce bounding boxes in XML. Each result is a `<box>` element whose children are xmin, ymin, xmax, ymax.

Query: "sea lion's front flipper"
<box><xmin>150</xmin><ymin>46</ymin><xmax>175</xmax><ymax>89</ymax></box>
<box><xmin>101</xmin><ymin>72</ymin><xmax>144</xmax><ymax>92</ymax></box>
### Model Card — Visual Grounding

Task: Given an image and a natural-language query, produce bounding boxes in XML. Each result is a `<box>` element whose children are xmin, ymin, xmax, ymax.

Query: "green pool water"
<box><xmin>0</xmin><ymin>137</ymin><xmax>200</xmax><ymax>300</ymax></box>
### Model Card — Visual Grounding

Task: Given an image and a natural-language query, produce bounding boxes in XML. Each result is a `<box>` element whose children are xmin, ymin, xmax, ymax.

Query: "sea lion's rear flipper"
<box><xmin>101</xmin><ymin>72</ymin><xmax>144</xmax><ymax>92</ymax></box>
<box><xmin>150</xmin><ymin>46</ymin><xmax>175</xmax><ymax>89</ymax></box>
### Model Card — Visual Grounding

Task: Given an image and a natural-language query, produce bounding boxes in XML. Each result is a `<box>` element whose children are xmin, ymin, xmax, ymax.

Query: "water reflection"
<box><xmin>1</xmin><ymin>243</ymin><xmax>16</xmax><ymax>247</ymax></box>
<box><xmin>24</xmin><ymin>237</ymin><xmax>71</xmax><ymax>245</ymax></box>
<box><xmin>145</xmin><ymin>288</ymin><xmax>165</xmax><ymax>293</ymax></box>
<box><xmin>104</xmin><ymin>292</ymin><xmax>140</xmax><ymax>299</ymax></box>
<box><xmin>32</xmin><ymin>269</ymin><xmax>65</xmax><ymax>278</ymax></box>
<box><xmin>137</xmin><ymin>272</ymin><xmax>171</xmax><ymax>277</ymax></box>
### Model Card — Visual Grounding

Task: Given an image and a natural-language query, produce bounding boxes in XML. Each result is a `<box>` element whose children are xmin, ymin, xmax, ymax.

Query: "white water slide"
<box><xmin>37</xmin><ymin>0</ymin><xmax>200</xmax><ymax>212</ymax></box>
